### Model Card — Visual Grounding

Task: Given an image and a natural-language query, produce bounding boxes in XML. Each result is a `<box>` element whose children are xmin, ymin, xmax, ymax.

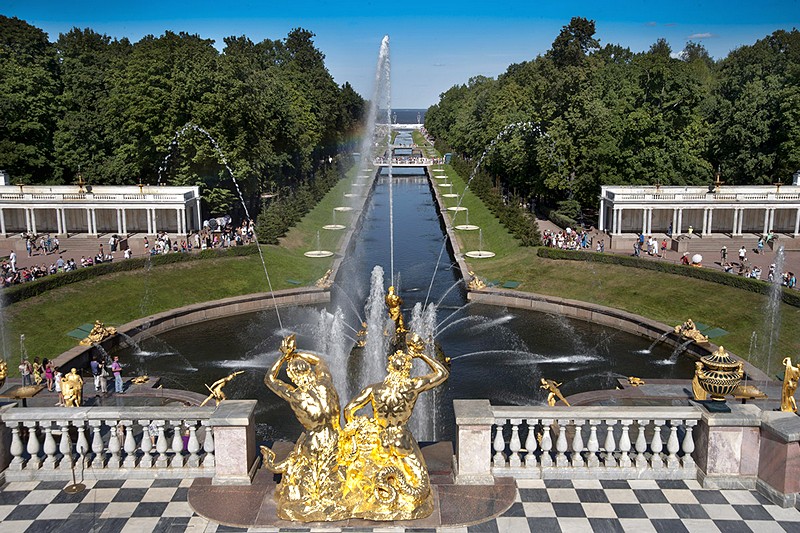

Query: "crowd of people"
<box><xmin>541</xmin><ymin>228</ymin><xmax>595</xmax><ymax>251</ymax></box>
<box><xmin>1</xmin><ymin>220</ymin><xmax>257</xmax><ymax>289</ymax></box>
<box><xmin>18</xmin><ymin>353</ymin><xmax>127</xmax><ymax>406</ymax></box>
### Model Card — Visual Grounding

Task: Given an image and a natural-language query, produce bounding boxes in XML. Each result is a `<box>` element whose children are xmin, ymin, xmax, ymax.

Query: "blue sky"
<box><xmin>2</xmin><ymin>1</ymin><xmax>797</xmax><ymax>107</ymax></box>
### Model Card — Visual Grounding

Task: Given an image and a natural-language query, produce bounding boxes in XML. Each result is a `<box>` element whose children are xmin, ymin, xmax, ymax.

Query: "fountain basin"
<box><xmin>447</xmin><ymin>207</ymin><xmax>467</xmax><ymax>212</ymax></box>
<box><xmin>442</xmin><ymin>193</ymin><xmax>459</xmax><ymax>198</ymax></box>
<box><xmin>334</xmin><ymin>207</ymin><xmax>353</xmax><ymax>212</ymax></box>
<box><xmin>465</xmin><ymin>251</ymin><xmax>496</xmax><ymax>258</ymax></box>
<box><xmin>304</xmin><ymin>250</ymin><xmax>334</xmax><ymax>258</ymax></box>
<box><xmin>455</xmin><ymin>224</ymin><xmax>480</xmax><ymax>231</ymax></box>
<box><xmin>322</xmin><ymin>224</ymin><xmax>346</xmax><ymax>230</ymax></box>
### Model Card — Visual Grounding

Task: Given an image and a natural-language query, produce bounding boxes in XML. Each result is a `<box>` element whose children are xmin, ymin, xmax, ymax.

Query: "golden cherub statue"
<box><xmin>315</xmin><ymin>269</ymin><xmax>333</xmax><ymax>289</ymax></box>
<box><xmin>61</xmin><ymin>368</ymin><xmax>84</xmax><ymax>407</ymax></box>
<box><xmin>673</xmin><ymin>319</ymin><xmax>709</xmax><ymax>344</ymax></box>
<box><xmin>781</xmin><ymin>357</ymin><xmax>799</xmax><ymax>412</ymax></box>
<box><xmin>628</xmin><ymin>376</ymin><xmax>645</xmax><ymax>387</ymax></box>
<box><xmin>200</xmin><ymin>371</ymin><xmax>244</xmax><ymax>407</ymax></box>
<box><xmin>540</xmin><ymin>378</ymin><xmax>570</xmax><ymax>406</ymax></box>
<box><xmin>341</xmin><ymin>332</ymin><xmax>448</xmax><ymax>520</ymax></box>
<box><xmin>466</xmin><ymin>271</ymin><xmax>486</xmax><ymax>291</ymax></box>
<box><xmin>261</xmin><ymin>334</ymin><xmax>347</xmax><ymax>521</ymax></box>
<box><xmin>692</xmin><ymin>361</ymin><xmax>708</xmax><ymax>401</ymax></box>
<box><xmin>79</xmin><ymin>320</ymin><xmax>117</xmax><ymax>346</ymax></box>
<box><xmin>385</xmin><ymin>286</ymin><xmax>406</xmax><ymax>337</ymax></box>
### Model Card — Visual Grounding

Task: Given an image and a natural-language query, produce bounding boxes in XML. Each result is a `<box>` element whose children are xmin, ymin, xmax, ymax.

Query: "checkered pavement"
<box><xmin>0</xmin><ymin>477</ymin><xmax>798</xmax><ymax>532</ymax></box>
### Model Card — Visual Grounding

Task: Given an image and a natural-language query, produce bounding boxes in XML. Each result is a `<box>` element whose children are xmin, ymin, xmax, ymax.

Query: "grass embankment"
<box><xmin>423</xmin><ymin>143</ymin><xmax>799</xmax><ymax>376</ymax></box>
<box><xmin>3</xmin><ymin>167</ymin><xmax>364</xmax><ymax>373</ymax></box>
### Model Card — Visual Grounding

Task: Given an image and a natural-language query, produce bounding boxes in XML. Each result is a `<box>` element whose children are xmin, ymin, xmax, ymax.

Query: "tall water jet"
<box><xmin>761</xmin><ymin>245</ymin><xmax>785</xmax><ymax>379</ymax></box>
<box><xmin>363</xmin><ymin>266</ymin><xmax>390</xmax><ymax>387</ymax></box>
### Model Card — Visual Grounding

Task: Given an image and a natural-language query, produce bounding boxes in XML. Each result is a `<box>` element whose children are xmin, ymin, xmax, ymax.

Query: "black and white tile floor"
<box><xmin>1</xmin><ymin>478</ymin><xmax>798</xmax><ymax>532</ymax></box>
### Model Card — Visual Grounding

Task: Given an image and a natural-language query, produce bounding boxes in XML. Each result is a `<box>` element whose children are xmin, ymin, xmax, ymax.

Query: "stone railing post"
<box><xmin>694</xmin><ymin>404</ymin><xmax>761</xmax><ymax>489</ymax></box>
<box><xmin>756</xmin><ymin>411</ymin><xmax>800</xmax><ymax>508</ymax></box>
<box><xmin>208</xmin><ymin>400</ymin><xmax>257</xmax><ymax>485</ymax></box>
<box><xmin>0</xmin><ymin>404</ymin><xmax>16</xmax><ymax>473</ymax></box>
<box><xmin>453</xmin><ymin>399</ymin><xmax>494</xmax><ymax>485</ymax></box>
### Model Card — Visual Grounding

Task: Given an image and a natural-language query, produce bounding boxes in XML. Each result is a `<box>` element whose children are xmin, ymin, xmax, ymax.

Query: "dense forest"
<box><xmin>0</xmin><ymin>16</ymin><xmax>365</xmax><ymax>217</ymax></box>
<box><xmin>425</xmin><ymin>18</ymin><xmax>800</xmax><ymax>222</ymax></box>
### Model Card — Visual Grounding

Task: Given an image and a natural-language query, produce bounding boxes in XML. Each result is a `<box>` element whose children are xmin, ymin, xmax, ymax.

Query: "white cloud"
<box><xmin>687</xmin><ymin>32</ymin><xmax>717</xmax><ymax>39</ymax></box>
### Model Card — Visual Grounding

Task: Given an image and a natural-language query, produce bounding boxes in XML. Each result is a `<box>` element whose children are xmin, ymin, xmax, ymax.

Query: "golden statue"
<box><xmin>79</xmin><ymin>320</ymin><xmax>117</xmax><ymax>346</ymax></box>
<box><xmin>692</xmin><ymin>361</ymin><xmax>708</xmax><ymax>401</ymax></box>
<box><xmin>781</xmin><ymin>357</ymin><xmax>800</xmax><ymax>412</ymax></box>
<box><xmin>61</xmin><ymin>368</ymin><xmax>84</xmax><ymax>407</ymax></box>
<box><xmin>467</xmin><ymin>271</ymin><xmax>486</xmax><ymax>291</ymax></box>
<box><xmin>628</xmin><ymin>376</ymin><xmax>645</xmax><ymax>387</ymax></box>
<box><xmin>132</xmin><ymin>375</ymin><xmax>150</xmax><ymax>384</ymax></box>
<box><xmin>200</xmin><ymin>371</ymin><xmax>244</xmax><ymax>407</ymax></box>
<box><xmin>540</xmin><ymin>378</ymin><xmax>570</xmax><ymax>406</ymax></box>
<box><xmin>316</xmin><ymin>269</ymin><xmax>333</xmax><ymax>289</ymax></box>
<box><xmin>385</xmin><ymin>286</ymin><xmax>406</xmax><ymax>338</ymax></box>
<box><xmin>356</xmin><ymin>322</ymin><xmax>368</xmax><ymax>348</ymax></box>
<box><xmin>673</xmin><ymin>319</ymin><xmax>709</xmax><ymax>344</ymax></box>
<box><xmin>0</xmin><ymin>360</ymin><xmax>7</xmax><ymax>389</ymax></box>
<box><xmin>261</xmin><ymin>334</ymin><xmax>347</xmax><ymax>522</ymax></box>
<box><xmin>341</xmin><ymin>332</ymin><xmax>449</xmax><ymax>520</ymax></box>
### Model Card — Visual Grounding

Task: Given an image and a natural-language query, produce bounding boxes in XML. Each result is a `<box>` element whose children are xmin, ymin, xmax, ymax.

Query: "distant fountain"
<box><xmin>304</xmin><ymin>231</ymin><xmax>333</xmax><ymax>258</ymax></box>
<box><xmin>322</xmin><ymin>209</ymin><xmax>346</xmax><ymax>231</ymax></box>
<box><xmin>465</xmin><ymin>228</ymin><xmax>495</xmax><ymax>258</ymax></box>
<box><xmin>761</xmin><ymin>245</ymin><xmax>785</xmax><ymax>379</ymax></box>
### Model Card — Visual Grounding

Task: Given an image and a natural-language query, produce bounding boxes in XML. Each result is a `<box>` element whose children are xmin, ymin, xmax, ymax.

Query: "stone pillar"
<box><xmin>176</xmin><ymin>208</ymin><xmax>181</xmax><ymax>235</ymax></box>
<box><xmin>795</xmin><ymin>208</ymin><xmax>800</xmax><ymax>237</ymax></box>
<box><xmin>701</xmin><ymin>208</ymin><xmax>708</xmax><ymax>235</ymax></box>
<box><xmin>694</xmin><ymin>404</ymin><xmax>761</xmax><ymax>489</ymax></box>
<box><xmin>732</xmin><ymin>208</ymin><xmax>739</xmax><ymax>236</ymax></box>
<box><xmin>598</xmin><ymin>198</ymin><xmax>606</xmax><ymax>231</ymax></box>
<box><xmin>647</xmin><ymin>208</ymin><xmax>653</xmax><ymax>235</ymax></box>
<box><xmin>672</xmin><ymin>208</ymin><xmax>678</xmax><ymax>235</ymax></box>
<box><xmin>121</xmin><ymin>210</ymin><xmax>127</xmax><ymax>235</ymax></box>
<box><xmin>209</xmin><ymin>400</ymin><xmax>258</xmax><ymax>485</ymax></box>
<box><xmin>56</xmin><ymin>208</ymin><xmax>63</xmax><ymax>235</ymax></box>
<box><xmin>146</xmin><ymin>209</ymin><xmax>153</xmax><ymax>235</ymax></box>
<box><xmin>763</xmin><ymin>208</ymin><xmax>770</xmax><ymax>236</ymax></box>
<box><xmin>116</xmin><ymin>209</ymin><xmax>123</xmax><ymax>235</ymax></box>
<box><xmin>86</xmin><ymin>209</ymin><xmax>93</xmax><ymax>235</ymax></box>
<box><xmin>0</xmin><ymin>208</ymin><xmax>6</xmax><ymax>236</ymax></box>
<box><xmin>454</xmin><ymin>399</ymin><xmax>494</xmax><ymax>484</ymax></box>
<box><xmin>195</xmin><ymin>198</ymin><xmax>202</xmax><ymax>231</ymax></box>
<box><xmin>30</xmin><ymin>209</ymin><xmax>37</xmax><ymax>234</ymax></box>
<box><xmin>91</xmin><ymin>209</ymin><xmax>98</xmax><ymax>236</ymax></box>
<box><xmin>151</xmin><ymin>209</ymin><xmax>158</xmax><ymax>235</ymax></box>
<box><xmin>676</xmin><ymin>209</ymin><xmax>683</xmax><ymax>236</ymax></box>
<box><xmin>757</xmin><ymin>411</ymin><xmax>800</xmax><ymax>508</ymax></box>
<box><xmin>707</xmin><ymin>208</ymin><xmax>714</xmax><ymax>236</ymax></box>
<box><xmin>768</xmin><ymin>208</ymin><xmax>776</xmax><ymax>233</ymax></box>
<box><xmin>738</xmin><ymin>208</ymin><xmax>745</xmax><ymax>235</ymax></box>
<box><xmin>61</xmin><ymin>209</ymin><xmax>68</xmax><ymax>236</ymax></box>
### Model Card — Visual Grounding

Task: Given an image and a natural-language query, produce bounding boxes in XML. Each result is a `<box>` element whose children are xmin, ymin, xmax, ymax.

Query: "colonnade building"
<box><xmin>599</xmin><ymin>184</ymin><xmax>800</xmax><ymax>239</ymax></box>
<box><xmin>0</xmin><ymin>182</ymin><xmax>202</xmax><ymax>237</ymax></box>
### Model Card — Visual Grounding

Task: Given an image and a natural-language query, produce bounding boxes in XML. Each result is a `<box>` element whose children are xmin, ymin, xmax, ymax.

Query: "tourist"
<box><xmin>144</xmin><ymin>236</ymin><xmax>149</xmax><ymax>253</ymax></box>
<box><xmin>9</xmin><ymin>250</ymin><xmax>16</xmax><ymax>272</ymax></box>
<box><xmin>739</xmin><ymin>246</ymin><xmax>747</xmax><ymax>263</ymax></box>
<box><xmin>54</xmin><ymin>367</ymin><xmax>64</xmax><ymax>406</ymax></box>
<box><xmin>99</xmin><ymin>359</ymin><xmax>108</xmax><ymax>394</ymax></box>
<box><xmin>90</xmin><ymin>355</ymin><xmax>101</xmax><ymax>392</ymax></box>
<box><xmin>660</xmin><ymin>239</ymin><xmax>668</xmax><ymax>258</ymax></box>
<box><xmin>720</xmin><ymin>246</ymin><xmax>727</xmax><ymax>262</ymax></box>
<box><xmin>19</xmin><ymin>358</ymin><xmax>32</xmax><ymax>386</ymax></box>
<box><xmin>757</xmin><ymin>238</ymin><xmax>764</xmax><ymax>254</ymax></box>
<box><xmin>124</xmin><ymin>248</ymin><xmax>132</xmax><ymax>259</ymax></box>
<box><xmin>111</xmin><ymin>356</ymin><xmax>124</xmax><ymax>393</ymax></box>
<box><xmin>44</xmin><ymin>360</ymin><xmax>54</xmax><ymax>391</ymax></box>
<box><xmin>768</xmin><ymin>263</ymin><xmax>776</xmax><ymax>282</ymax></box>
<box><xmin>680</xmin><ymin>253</ymin><xmax>690</xmax><ymax>265</ymax></box>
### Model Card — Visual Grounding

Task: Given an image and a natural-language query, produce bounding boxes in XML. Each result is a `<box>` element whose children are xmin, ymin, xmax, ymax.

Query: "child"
<box><xmin>54</xmin><ymin>367</ymin><xmax>64</xmax><ymax>406</ymax></box>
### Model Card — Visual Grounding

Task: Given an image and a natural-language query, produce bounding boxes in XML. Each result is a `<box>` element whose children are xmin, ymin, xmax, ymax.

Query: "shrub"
<box><xmin>536</xmin><ymin>247</ymin><xmax>800</xmax><ymax>308</ymax></box>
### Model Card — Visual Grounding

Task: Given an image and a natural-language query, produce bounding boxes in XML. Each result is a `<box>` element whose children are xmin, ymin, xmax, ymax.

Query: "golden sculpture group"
<box><xmin>782</xmin><ymin>356</ymin><xmax>799</xmax><ymax>412</ymax></box>
<box><xmin>79</xmin><ymin>320</ymin><xmax>117</xmax><ymax>346</ymax></box>
<box><xmin>673</xmin><ymin>319</ymin><xmax>709</xmax><ymax>344</ymax></box>
<box><xmin>260</xmin><ymin>287</ymin><xmax>449</xmax><ymax>522</ymax></box>
<box><xmin>61</xmin><ymin>368</ymin><xmax>84</xmax><ymax>407</ymax></box>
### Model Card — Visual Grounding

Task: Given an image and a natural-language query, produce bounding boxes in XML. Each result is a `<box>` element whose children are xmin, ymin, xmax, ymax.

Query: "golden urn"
<box><xmin>696</xmin><ymin>346</ymin><xmax>743</xmax><ymax>402</ymax></box>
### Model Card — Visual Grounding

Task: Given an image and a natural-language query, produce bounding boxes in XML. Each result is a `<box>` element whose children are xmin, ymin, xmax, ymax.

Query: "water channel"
<box><xmin>120</xmin><ymin>167</ymin><xmax>694</xmax><ymax>443</ymax></box>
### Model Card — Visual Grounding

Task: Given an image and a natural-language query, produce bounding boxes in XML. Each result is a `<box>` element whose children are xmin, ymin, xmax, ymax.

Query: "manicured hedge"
<box><xmin>537</xmin><ymin>247</ymin><xmax>800</xmax><ymax>308</ymax></box>
<box><xmin>2</xmin><ymin>245</ymin><xmax>261</xmax><ymax>304</ymax></box>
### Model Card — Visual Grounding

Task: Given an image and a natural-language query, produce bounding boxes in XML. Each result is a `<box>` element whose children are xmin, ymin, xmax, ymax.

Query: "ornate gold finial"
<box><xmin>628</xmin><ymin>376</ymin><xmax>645</xmax><ymax>387</ymax></box>
<box><xmin>315</xmin><ymin>269</ymin><xmax>333</xmax><ymax>289</ymax></box>
<box><xmin>540</xmin><ymin>378</ymin><xmax>570</xmax><ymax>406</ymax></box>
<box><xmin>138</xmin><ymin>182</ymin><xmax>144</xmax><ymax>194</ymax></box>
<box><xmin>781</xmin><ymin>357</ymin><xmax>799</xmax><ymax>412</ymax></box>
<box><xmin>673</xmin><ymin>319</ymin><xmax>709</xmax><ymax>344</ymax></box>
<box><xmin>713</xmin><ymin>167</ymin><xmax>723</xmax><ymax>193</ymax></box>
<box><xmin>61</xmin><ymin>368</ymin><xmax>84</xmax><ymax>407</ymax></box>
<box><xmin>200</xmin><ymin>371</ymin><xmax>244</xmax><ymax>407</ymax></box>
<box><xmin>79</xmin><ymin>321</ymin><xmax>117</xmax><ymax>346</ymax></box>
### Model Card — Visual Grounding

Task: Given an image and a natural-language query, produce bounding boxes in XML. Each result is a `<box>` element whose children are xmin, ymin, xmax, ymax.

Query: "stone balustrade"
<box><xmin>0</xmin><ymin>400</ymin><xmax>257</xmax><ymax>485</ymax></box>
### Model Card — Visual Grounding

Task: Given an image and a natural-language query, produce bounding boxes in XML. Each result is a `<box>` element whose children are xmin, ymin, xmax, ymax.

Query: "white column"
<box><xmin>146</xmin><ymin>209</ymin><xmax>153</xmax><ymax>235</ymax></box>
<box><xmin>739</xmin><ymin>208</ymin><xmax>745</xmax><ymax>235</ymax></box>
<box><xmin>121</xmin><ymin>210</ymin><xmax>127</xmax><ymax>235</ymax></box>
<box><xmin>62</xmin><ymin>209</ymin><xmax>68</xmax><ymax>235</ymax></box>
<box><xmin>672</xmin><ymin>208</ymin><xmax>678</xmax><ymax>235</ymax></box>
<box><xmin>707</xmin><ymin>208</ymin><xmax>713</xmax><ymax>236</ymax></box>
<box><xmin>181</xmin><ymin>208</ymin><xmax>186</xmax><ymax>234</ymax></box>
<box><xmin>195</xmin><ymin>198</ymin><xmax>202</xmax><ymax>231</ymax></box>
<box><xmin>175</xmin><ymin>208</ymin><xmax>181</xmax><ymax>235</ymax></box>
<box><xmin>676</xmin><ymin>209</ymin><xmax>683</xmax><ymax>236</ymax></box>
<box><xmin>763</xmin><ymin>208</ymin><xmax>770</xmax><ymax>235</ymax></box>
<box><xmin>91</xmin><ymin>209</ymin><xmax>97</xmax><ymax>236</ymax></box>
<box><xmin>116</xmin><ymin>209</ymin><xmax>122</xmax><ymax>235</ymax></box>
<box><xmin>86</xmin><ymin>209</ymin><xmax>92</xmax><ymax>235</ymax></box>
<box><xmin>56</xmin><ymin>208</ymin><xmax>63</xmax><ymax>235</ymax></box>
<box><xmin>732</xmin><ymin>208</ymin><xmax>739</xmax><ymax>236</ymax></box>
<box><xmin>794</xmin><ymin>208</ymin><xmax>800</xmax><ymax>237</ymax></box>
<box><xmin>0</xmin><ymin>208</ymin><xmax>6</xmax><ymax>236</ymax></box>
<box><xmin>768</xmin><ymin>208</ymin><xmax>775</xmax><ymax>233</ymax></box>
<box><xmin>647</xmin><ymin>208</ymin><xmax>653</xmax><ymax>234</ymax></box>
<box><xmin>701</xmin><ymin>208</ymin><xmax>708</xmax><ymax>235</ymax></box>
<box><xmin>641</xmin><ymin>208</ymin><xmax>647</xmax><ymax>234</ymax></box>
<box><xmin>598</xmin><ymin>200</ymin><xmax>605</xmax><ymax>231</ymax></box>
<box><xmin>152</xmin><ymin>209</ymin><xmax>158</xmax><ymax>234</ymax></box>
<box><xmin>31</xmin><ymin>209</ymin><xmax>38</xmax><ymax>234</ymax></box>
<box><xmin>612</xmin><ymin>209</ymin><xmax>619</xmax><ymax>234</ymax></box>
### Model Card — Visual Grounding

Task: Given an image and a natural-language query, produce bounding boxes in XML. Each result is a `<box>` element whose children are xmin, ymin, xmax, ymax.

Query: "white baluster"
<box><xmin>618</xmin><ymin>419</ymin><xmax>632</xmax><ymax>468</ymax></box>
<box><xmin>140</xmin><ymin>420</ymin><xmax>154</xmax><ymax>468</ymax></box>
<box><xmin>603</xmin><ymin>420</ymin><xmax>618</xmax><ymax>468</ymax></box>
<box><xmin>540</xmin><ymin>419</ymin><xmax>553</xmax><ymax>467</ymax></box>
<box><xmin>586</xmin><ymin>420</ymin><xmax>600</xmax><ymax>468</ymax></box>
<box><xmin>650</xmin><ymin>419</ymin><xmax>665</xmax><ymax>469</ymax></box>
<box><xmin>57</xmin><ymin>421</ymin><xmax>72</xmax><ymax>470</ymax></box>
<box><xmin>492</xmin><ymin>421</ymin><xmax>506</xmax><ymax>468</ymax></box>
<box><xmin>555</xmin><ymin>419</ymin><xmax>568</xmax><ymax>467</ymax></box>
<box><xmin>9</xmin><ymin>424</ymin><xmax>25</xmax><ymax>470</ymax></box>
<box><xmin>155</xmin><ymin>422</ymin><xmax>169</xmax><ymax>468</ymax></box>
<box><xmin>170</xmin><ymin>420</ymin><xmax>184</xmax><ymax>468</ymax></box>
<box><xmin>187</xmin><ymin>424</ymin><xmax>201</xmax><ymax>467</ymax></box>
<box><xmin>666</xmin><ymin>420</ymin><xmax>680</xmax><ymax>469</ymax></box>
<box><xmin>681</xmin><ymin>420</ymin><xmax>697</xmax><ymax>469</ymax></box>
<box><xmin>25</xmin><ymin>421</ymin><xmax>42</xmax><ymax>469</ymax></box>
<box><xmin>523</xmin><ymin>420</ymin><xmax>538</xmax><ymax>468</ymax></box>
<box><xmin>107</xmin><ymin>420</ymin><xmax>122</xmax><ymax>469</ymax></box>
<box><xmin>90</xmin><ymin>421</ymin><xmax>104</xmax><ymax>468</ymax></box>
<box><xmin>201</xmin><ymin>421</ymin><xmax>214</xmax><ymax>468</ymax></box>
<box><xmin>634</xmin><ymin>420</ymin><xmax>648</xmax><ymax>468</ymax></box>
<box><xmin>122</xmin><ymin>421</ymin><xmax>137</xmax><ymax>468</ymax></box>
<box><xmin>43</xmin><ymin>423</ymin><xmax>58</xmax><ymax>469</ymax></box>
<box><xmin>509</xmin><ymin>419</ymin><xmax>522</xmax><ymax>468</ymax></box>
<box><xmin>76</xmin><ymin>422</ymin><xmax>90</xmax><ymax>467</ymax></box>
<box><xmin>571</xmin><ymin>420</ymin><xmax>586</xmax><ymax>467</ymax></box>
